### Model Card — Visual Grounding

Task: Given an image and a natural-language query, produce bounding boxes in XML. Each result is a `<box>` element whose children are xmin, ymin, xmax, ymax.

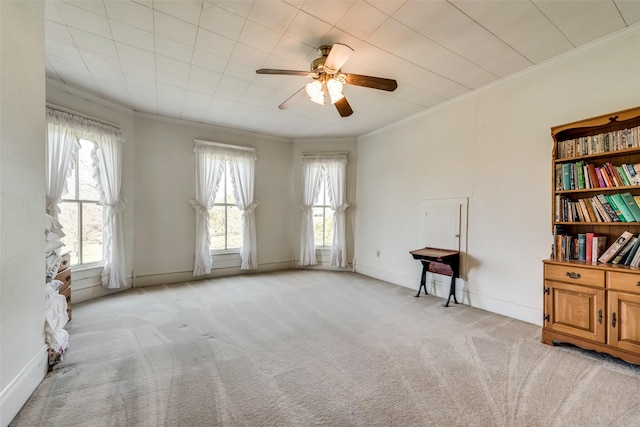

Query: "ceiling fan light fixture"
<box><xmin>327</xmin><ymin>78</ymin><xmax>344</xmax><ymax>104</ymax></box>
<box><xmin>305</xmin><ymin>80</ymin><xmax>322</xmax><ymax>97</ymax></box>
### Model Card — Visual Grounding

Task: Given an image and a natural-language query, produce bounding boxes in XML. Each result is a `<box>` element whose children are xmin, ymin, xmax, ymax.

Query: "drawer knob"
<box><xmin>636</xmin><ymin>281</ymin><xmax>640</xmax><ymax>286</ymax></box>
<box><xmin>66</xmin><ymin>275</ymin><xmax>70</xmax><ymax>281</ymax></box>
<box><xmin>566</xmin><ymin>271</ymin><xmax>581</xmax><ymax>279</ymax></box>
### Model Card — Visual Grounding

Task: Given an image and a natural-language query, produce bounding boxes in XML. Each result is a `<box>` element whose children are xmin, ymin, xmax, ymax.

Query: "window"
<box><xmin>209</xmin><ymin>163</ymin><xmax>242</xmax><ymax>251</ymax></box>
<box><xmin>58</xmin><ymin>139</ymin><xmax>103</xmax><ymax>266</ymax></box>
<box><xmin>313</xmin><ymin>171</ymin><xmax>334</xmax><ymax>247</ymax></box>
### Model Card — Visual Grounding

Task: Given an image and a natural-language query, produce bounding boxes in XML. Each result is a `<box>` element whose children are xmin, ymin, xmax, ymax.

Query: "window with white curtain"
<box><xmin>191</xmin><ymin>140</ymin><xmax>258</xmax><ymax>275</ymax></box>
<box><xmin>46</xmin><ymin>106</ymin><xmax>127</xmax><ymax>289</ymax></box>
<box><xmin>209</xmin><ymin>163</ymin><xmax>242</xmax><ymax>251</ymax></box>
<box><xmin>313</xmin><ymin>170</ymin><xmax>334</xmax><ymax>247</ymax></box>
<box><xmin>299</xmin><ymin>153</ymin><xmax>349</xmax><ymax>267</ymax></box>
<box><xmin>58</xmin><ymin>139</ymin><xmax>103</xmax><ymax>265</ymax></box>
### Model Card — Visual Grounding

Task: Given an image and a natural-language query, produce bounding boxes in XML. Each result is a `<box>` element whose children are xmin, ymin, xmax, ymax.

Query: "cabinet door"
<box><xmin>608</xmin><ymin>291</ymin><xmax>640</xmax><ymax>353</ymax></box>
<box><xmin>544</xmin><ymin>281</ymin><xmax>606</xmax><ymax>343</ymax></box>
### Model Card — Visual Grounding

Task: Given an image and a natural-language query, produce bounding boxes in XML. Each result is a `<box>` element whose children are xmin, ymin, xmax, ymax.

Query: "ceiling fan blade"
<box><xmin>334</xmin><ymin>97</ymin><xmax>353</xmax><ymax>117</ymax></box>
<box><xmin>278</xmin><ymin>87</ymin><xmax>306</xmax><ymax>110</ymax></box>
<box><xmin>256</xmin><ymin>69</ymin><xmax>312</xmax><ymax>77</ymax></box>
<box><xmin>324</xmin><ymin>43</ymin><xmax>354</xmax><ymax>71</ymax></box>
<box><xmin>345</xmin><ymin>74</ymin><xmax>398</xmax><ymax>91</ymax></box>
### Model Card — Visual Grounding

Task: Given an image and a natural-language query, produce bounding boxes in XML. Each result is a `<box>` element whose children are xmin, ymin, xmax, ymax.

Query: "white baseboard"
<box><xmin>0</xmin><ymin>344</ymin><xmax>48</xmax><ymax>427</ymax></box>
<box><xmin>133</xmin><ymin>261</ymin><xmax>292</xmax><ymax>288</ymax></box>
<box><xmin>355</xmin><ymin>263</ymin><xmax>542</xmax><ymax>326</ymax></box>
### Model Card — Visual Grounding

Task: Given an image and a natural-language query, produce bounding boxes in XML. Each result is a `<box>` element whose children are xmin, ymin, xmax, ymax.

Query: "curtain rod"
<box><xmin>46</xmin><ymin>102</ymin><xmax>120</xmax><ymax>129</ymax></box>
<box><xmin>193</xmin><ymin>139</ymin><xmax>256</xmax><ymax>152</ymax></box>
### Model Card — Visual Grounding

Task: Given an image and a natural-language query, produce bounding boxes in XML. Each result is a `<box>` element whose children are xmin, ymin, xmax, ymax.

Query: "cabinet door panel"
<box><xmin>545</xmin><ymin>281</ymin><xmax>605</xmax><ymax>343</ymax></box>
<box><xmin>609</xmin><ymin>291</ymin><xmax>640</xmax><ymax>353</ymax></box>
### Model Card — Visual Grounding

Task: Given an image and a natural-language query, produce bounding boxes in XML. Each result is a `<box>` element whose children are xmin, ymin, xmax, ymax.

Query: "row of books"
<box><xmin>555</xmin><ymin>161</ymin><xmax>640</xmax><ymax>191</ymax></box>
<box><xmin>556</xmin><ymin>192</ymin><xmax>640</xmax><ymax>223</ymax></box>
<box><xmin>557</xmin><ymin>126</ymin><xmax>640</xmax><ymax>159</ymax></box>
<box><xmin>554</xmin><ymin>228</ymin><xmax>608</xmax><ymax>264</ymax></box>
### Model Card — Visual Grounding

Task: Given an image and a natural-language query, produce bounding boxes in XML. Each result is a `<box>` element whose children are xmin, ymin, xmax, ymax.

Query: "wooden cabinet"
<box><xmin>543</xmin><ymin>106</ymin><xmax>640</xmax><ymax>365</ymax></box>
<box><xmin>55</xmin><ymin>252</ymin><xmax>72</xmax><ymax>320</ymax></box>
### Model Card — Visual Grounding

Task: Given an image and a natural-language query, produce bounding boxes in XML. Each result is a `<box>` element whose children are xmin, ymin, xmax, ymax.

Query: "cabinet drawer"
<box><xmin>544</xmin><ymin>264</ymin><xmax>605</xmax><ymax>287</ymax></box>
<box><xmin>58</xmin><ymin>252</ymin><xmax>70</xmax><ymax>272</ymax></box>
<box><xmin>607</xmin><ymin>271</ymin><xmax>640</xmax><ymax>293</ymax></box>
<box><xmin>54</xmin><ymin>267</ymin><xmax>71</xmax><ymax>293</ymax></box>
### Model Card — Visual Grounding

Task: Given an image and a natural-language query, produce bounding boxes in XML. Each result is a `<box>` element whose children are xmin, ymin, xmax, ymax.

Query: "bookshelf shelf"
<box><xmin>543</xmin><ymin>106</ymin><xmax>640</xmax><ymax>366</ymax></box>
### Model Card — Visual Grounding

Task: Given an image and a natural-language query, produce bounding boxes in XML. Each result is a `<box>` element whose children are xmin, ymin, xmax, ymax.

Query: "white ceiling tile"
<box><xmin>209</xmin><ymin>0</ymin><xmax>254</xmax><ymax>18</ymax></box>
<box><xmin>284</xmin><ymin>10</ymin><xmax>332</xmax><ymax>44</ymax></box>
<box><xmin>223</xmin><ymin>61</ymin><xmax>256</xmax><ymax>82</ymax></box>
<box><xmin>533</xmin><ymin>0</ymin><xmax>626</xmax><ymax>47</ymax></box>
<box><xmin>104</xmin><ymin>0</ymin><xmax>154</xmax><ymax>33</ymax></box>
<box><xmin>192</xmin><ymin>49</ymin><xmax>228</xmax><ymax>73</ymax></box>
<box><xmin>194</xmin><ymin>28</ymin><xmax>236</xmax><ymax>58</ymax></box>
<box><xmin>270</xmin><ymin>37</ymin><xmax>316</xmax><ymax>67</ymax></box>
<box><xmin>121</xmin><ymin>61</ymin><xmax>156</xmax><ymax>80</ymax></box>
<box><xmin>200</xmin><ymin>2</ymin><xmax>246</xmax><ymax>39</ymax></box>
<box><xmin>207</xmin><ymin>97</ymin><xmax>235</xmax><ymax>117</ymax></box>
<box><xmin>79</xmin><ymin>49</ymin><xmax>121</xmax><ymax>71</ymax></box>
<box><xmin>153</xmin><ymin>0</ymin><xmax>204</xmax><ymax>25</ymax></box>
<box><xmin>336</xmin><ymin>1</ymin><xmax>388</xmax><ymax>39</ymax></box>
<box><xmin>110</xmin><ymin>20</ymin><xmax>154</xmax><ymax>52</ymax></box>
<box><xmin>229</xmin><ymin>43</ymin><xmax>269</xmax><ymax>68</ymax></box>
<box><xmin>156</xmin><ymin>55</ymin><xmax>191</xmax><ymax>87</ymax></box>
<box><xmin>238</xmin><ymin>21</ymin><xmax>282</xmax><ymax>53</ymax></box>
<box><xmin>157</xmin><ymin>102</ymin><xmax>184</xmax><ymax>118</ymax></box>
<box><xmin>64</xmin><ymin>1</ymin><xmax>106</xmax><ymax>16</ymax></box>
<box><xmin>248</xmin><ymin>1</ymin><xmax>299</xmax><ymax>33</ymax></box>
<box><xmin>394</xmin><ymin>2</ymin><xmax>531</xmax><ymax>77</ymax></box>
<box><xmin>318</xmin><ymin>27</ymin><xmax>363</xmax><ymax>52</ymax></box>
<box><xmin>451</xmin><ymin>0</ymin><xmax>573</xmax><ymax>64</ymax></box>
<box><xmin>215</xmin><ymin>74</ymin><xmax>251</xmax><ymax>101</ymax></box>
<box><xmin>366</xmin><ymin>0</ymin><xmax>404</xmax><ymax>16</ymax></box>
<box><xmin>157</xmin><ymin>82</ymin><xmax>186</xmax><ymax>105</ymax></box>
<box><xmin>154</xmin><ymin>11</ymin><xmax>198</xmax><ymax>47</ymax></box>
<box><xmin>239</xmin><ymin>84</ymin><xmax>277</xmax><ymax>106</ymax></box>
<box><xmin>183</xmin><ymin>90</ymin><xmax>212</xmax><ymax>109</ymax></box>
<box><xmin>187</xmin><ymin>65</ymin><xmax>222</xmax><ymax>95</ymax></box>
<box><xmin>155</xmin><ymin>35</ymin><xmax>194</xmax><ymax>63</ymax></box>
<box><xmin>616</xmin><ymin>0</ymin><xmax>640</xmax><ymax>25</ymax></box>
<box><xmin>56</xmin><ymin>2</ymin><xmax>112</xmax><ymax>38</ymax></box>
<box><xmin>116</xmin><ymin>42</ymin><xmax>155</xmax><ymax>68</ymax></box>
<box><xmin>124</xmin><ymin>74</ymin><xmax>156</xmax><ymax>98</ymax></box>
<box><xmin>132</xmin><ymin>0</ymin><xmax>153</xmax><ymax>9</ymax></box>
<box><xmin>45</xmin><ymin>1</ymin><xmax>64</xmax><ymax>24</ymax></box>
<box><xmin>69</xmin><ymin>28</ymin><xmax>118</xmax><ymax>57</ymax></box>
<box><xmin>301</xmin><ymin>1</ymin><xmax>356</xmax><ymax>26</ymax></box>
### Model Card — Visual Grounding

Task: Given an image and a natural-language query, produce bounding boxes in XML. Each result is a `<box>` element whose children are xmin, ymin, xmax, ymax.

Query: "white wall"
<box><xmin>355</xmin><ymin>26</ymin><xmax>640</xmax><ymax>325</ymax></box>
<box><xmin>291</xmin><ymin>138</ymin><xmax>357</xmax><ymax>267</ymax></box>
<box><xmin>133</xmin><ymin>114</ymin><xmax>294</xmax><ymax>285</ymax></box>
<box><xmin>46</xmin><ymin>82</ymin><xmax>136</xmax><ymax>303</ymax></box>
<box><xmin>0</xmin><ymin>2</ymin><xmax>47</xmax><ymax>426</ymax></box>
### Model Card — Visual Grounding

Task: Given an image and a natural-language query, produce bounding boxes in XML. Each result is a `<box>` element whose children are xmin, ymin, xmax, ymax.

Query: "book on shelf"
<box><xmin>598</xmin><ymin>231</ymin><xmax>634</xmax><ymax>263</ymax></box>
<box><xmin>623</xmin><ymin>236</ymin><xmax>640</xmax><ymax>265</ymax></box>
<box><xmin>605</xmin><ymin>194</ymin><xmax>628</xmax><ymax>221</ymax></box>
<box><xmin>617</xmin><ymin>165</ymin><xmax>632</xmax><ymax>186</ymax></box>
<box><xmin>595</xmin><ymin>167</ymin><xmax>607</xmax><ymax>187</ymax></box>
<box><xmin>611</xmin><ymin>236</ymin><xmax>638</xmax><ymax>264</ymax></box>
<box><xmin>620</xmin><ymin>192</ymin><xmax>640</xmax><ymax>222</ymax></box>
<box><xmin>577</xmin><ymin>233</ymin><xmax>587</xmax><ymax>261</ymax></box>
<box><xmin>586</xmin><ymin>163</ymin><xmax>600</xmax><ymax>188</ymax></box>
<box><xmin>630</xmin><ymin>241</ymin><xmax>640</xmax><ymax>267</ymax></box>
<box><xmin>576</xmin><ymin>160</ymin><xmax>585</xmax><ymax>189</ymax></box>
<box><xmin>611</xmin><ymin>193</ymin><xmax>635</xmax><ymax>222</ymax></box>
<box><xmin>562</xmin><ymin>163</ymin><xmax>572</xmax><ymax>190</ymax></box>
<box><xmin>592</xmin><ymin>235</ymin><xmax>608</xmax><ymax>263</ymax></box>
<box><xmin>596</xmin><ymin>194</ymin><xmax>620</xmax><ymax>221</ymax></box>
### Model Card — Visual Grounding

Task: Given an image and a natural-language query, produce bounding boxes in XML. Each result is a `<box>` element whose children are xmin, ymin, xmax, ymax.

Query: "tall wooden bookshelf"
<box><xmin>543</xmin><ymin>106</ymin><xmax>640</xmax><ymax>365</ymax></box>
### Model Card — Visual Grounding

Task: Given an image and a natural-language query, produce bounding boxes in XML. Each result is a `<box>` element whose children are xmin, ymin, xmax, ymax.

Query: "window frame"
<box><xmin>209</xmin><ymin>161</ymin><xmax>241</xmax><ymax>254</ymax></box>
<box><xmin>313</xmin><ymin>168</ymin><xmax>334</xmax><ymax>248</ymax></box>
<box><xmin>59</xmin><ymin>138</ymin><xmax>104</xmax><ymax>267</ymax></box>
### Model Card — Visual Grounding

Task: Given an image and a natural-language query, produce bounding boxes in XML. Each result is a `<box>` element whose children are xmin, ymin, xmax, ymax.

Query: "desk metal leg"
<box><xmin>444</xmin><ymin>275</ymin><xmax>458</xmax><ymax>307</ymax></box>
<box><xmin>415</xmin><ymin>262</ymin><xmax>429</xmax><ymax>297</ymax></box>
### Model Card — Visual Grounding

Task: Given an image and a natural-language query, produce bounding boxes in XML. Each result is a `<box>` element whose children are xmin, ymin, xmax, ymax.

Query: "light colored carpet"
<box><xmin>11</xmin><ymin>270</ymin><xmax>640</xmax><ymax>426</ymax></box>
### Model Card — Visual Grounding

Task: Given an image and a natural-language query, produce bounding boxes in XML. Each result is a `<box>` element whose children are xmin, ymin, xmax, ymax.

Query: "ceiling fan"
<box><xmin>256</xmin><ymin>43</ymin><xmax>398</xmax><ymax>117</ymax></box>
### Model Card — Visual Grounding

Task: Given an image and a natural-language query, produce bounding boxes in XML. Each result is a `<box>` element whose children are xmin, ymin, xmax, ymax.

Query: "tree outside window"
<box><xmin>58</xmin><ymin>139</ymin><xmax>103</xmax><ymax>265</ymax></box>
<box><xmin>209</xmin><ymin>163</ymin><xmax>242</xmax><ymax>251</ymax></box>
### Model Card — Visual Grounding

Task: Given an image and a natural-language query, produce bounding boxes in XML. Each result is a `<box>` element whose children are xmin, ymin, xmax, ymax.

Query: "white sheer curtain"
<box><xmin>90</xmin><ymin>131</ymin><xmax>126</xmax><ymax>289</ymax></box>
<box><xmin>45</xmin><ymin>109</ymin><xmax>80</xmax><ymax>220</ymax></box>
<box><xmin>190</xmin><ymin>144</ymin><xmax>225</xmax><ymax>276</ymax></box>
<box><xmin>191</xmin><ymin>141</ymin><xmax>257</xmax><ymax>275</ymax></box>
<box><xmin>326</xmin><ymin>158</ymin><xmax>349</xmax><ymax>267</ymax></box>
<box><xmin>229</xmin><ymin>154</ymin><xmax>259</xmax><ymax>270</ymax></box>
<box><xmin>299</xmin><ymin>160</ymin><xmax>324</xmax><ymax>266</ymax></box>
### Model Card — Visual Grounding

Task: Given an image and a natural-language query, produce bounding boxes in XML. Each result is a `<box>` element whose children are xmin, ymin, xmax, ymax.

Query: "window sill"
<box><xmin>210</xmin><ymin>249</ymin><xmax>240</xmax><ymax>256</ymax></box>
